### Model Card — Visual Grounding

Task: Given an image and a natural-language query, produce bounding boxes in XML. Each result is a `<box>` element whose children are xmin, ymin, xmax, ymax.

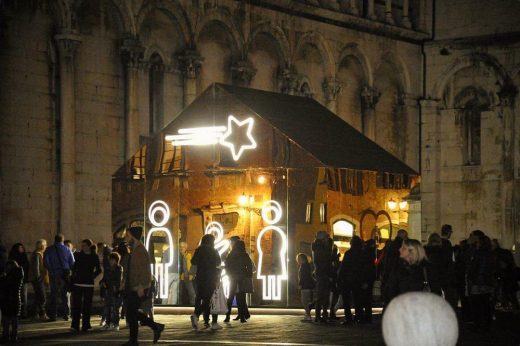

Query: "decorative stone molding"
<box><xmin>54</xmin><ymin>33</ymin><xmax>82</xmax><ymax>60</ymax></box>
<box><xmin>322</xmin><ymin>77</ymin><xmax>342</xmax><ymax>101</ymax></box>
<box><xmin>231</xmin><ymin>60</ymin><xmax>257</xmax><ymax>86</ymax></box>
<box><xmin>280</xmin><ymin>68</ymin><xmax>300</xmax><ymax>95</ymax></box>
<box><xmin>120</xmin><ymin>36</ymin><xmax>144</xmax><ymax>69</ymax></box>
<box><xmin>497</xmin><ymin>84</ymin><xmax>518</xmax><ymax>107</ymax></box>
<box><xmin>361</xmin><ymin>86</ymin><xmax>381</xmax><ymax>109</ymax></box>
<box><xmin>178</xmin><ymin>50</ymin><xmax>203</xmax><ymax>79</ymax></box>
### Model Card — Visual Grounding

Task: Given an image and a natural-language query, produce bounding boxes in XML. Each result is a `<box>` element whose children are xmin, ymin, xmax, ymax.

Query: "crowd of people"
<box><xmin>296</xmin><ymin>225</ymin><xmax>519</xmax><ymax>330</ymax></box>
<box><xmin>0</xmin><ymin>224</ymin><xmax>518</xmax><ymax>343</ymax></box>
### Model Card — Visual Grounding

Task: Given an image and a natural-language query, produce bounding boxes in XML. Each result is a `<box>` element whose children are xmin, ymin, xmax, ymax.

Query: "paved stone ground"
<box><xmin>11</xmin><ymin>311</ymin><xmax>520</xmax><ymax>346</ymax></box>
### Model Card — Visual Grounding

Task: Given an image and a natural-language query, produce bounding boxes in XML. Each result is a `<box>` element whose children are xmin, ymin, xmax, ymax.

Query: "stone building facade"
<box><xmin>0</xmin><ymin>0</ymin><xmax>518</xmax><ymax>250</ymax></box>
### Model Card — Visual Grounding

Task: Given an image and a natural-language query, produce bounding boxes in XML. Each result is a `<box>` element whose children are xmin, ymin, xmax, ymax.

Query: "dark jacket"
<box><xmin>338</xmin><ymin>247</ymin><xmax>373</xmax><ymax>287</ymax></box>
<box><xmin>44</xmin><ymin>242</ymin><xmax>75</xmax><ymax>276</ymax></box>
<box><xmin>192</xmin><ymin>244</ymin><xmax>221</xmax><ymax>284</ymax></box>
<box><xmin>312</xmin><ymin>239</ymin><xmax>334</xmax><ymax>279</ymax></box>
<box><xmin>225</xmin><ymin>251</ymin><xmax>254</xmax><ymax>293</ymax></box>
<box><xmin>9</xmin><ymin>245</ymin><xmax>30</xmax><ymax>283</ymax></box>
<box><xmin>72</xmin><ymin>251</ymin><xmax>101</xmax><ymax>286</ymax></box>
<box><xmin>494</xmin><ymin>247</ymin><xmax>519</xmax><ymax>292</ymax></box>
<box><xmin>102</xmin><ymin>264</ymin><xmax>123</xmax><ymax>293</ymax></box>
<box><xmin>298</xmin><ymin>262</ymin><xmax>315</xmax><ymax>290</ymax></box>
<box><xmin>386</xmin><ymin>259</ymin><xmax>441</xmax><ymax>302</ymax></box>
<box><xmin>426</xmin><ymin>245</ymin><xmax>455</xmax><ymax>289</ymax></box>
<box><xmin>381</xmin><ymin>237</ymin><xmax>404</xmax><ymax>283</ymax></box>
<box><xmin>467</xmin><ymin>248</ymin><xmax>496</xmax><ymax>290</ymax></box>
<box><xmin>0</xmin><ymin>245</ymin><xmax>7</xmax><ymax>274</ymax></box>
<box><xmin>0</xmin><ymin>264</ymin><xmax>24</xmax><ymax>316</ymax></box>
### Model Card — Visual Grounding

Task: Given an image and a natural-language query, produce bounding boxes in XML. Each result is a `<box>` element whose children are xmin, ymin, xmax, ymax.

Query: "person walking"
<box><xmin>97</xmin><ymin>242</ymin><xmax>112</xmax><ymax>326</ymax></box>
<box><xmin>381</xmin><ymin>229</ymin><xmax>408</xmax><ymax>305</ymax></box>
<box><xmin>116</xmin><ymin>242</ymin><xmax>131</xmax><ymax>322</ymax></box>
<box><xmin>296</xmin><ymin>253</ymin><xmax>315</xmax><ymax>321</ymax></box>
<box><xmin>361</xmin><ymin>239</ymin><xmax>377</xmax><ymax>323</ymax></box>
<box><xmin>29</xmin><ymin>239</ymin><xmax>49</xmax><ymax>320</ymax></box>
<box><xmin>224</xmin><ymin>240</ymin><xmax>253</xmax><ymax>323</ymax></box>
<box><xmin>312</xmin><ymin>231</ymin><xmax>334</xmax><ymax>323</ymax></box>
<box><xmin>123</xmin><ymin>226</ymin><xmax>164</xmax><ymax>345</ymax></box>
<box><xmin>179</xmin><ymin>241</ymin><xmax>196</xmax><ymax>306</ymax></box>
<box><xmin>9</xmin><ymin>244</ymin><xmax>30</xmax><ymax>319</ymax></box>
<box><xmin>70</xmin><ymin>240</ymin><xmax>101</xmax><ymax>332</ymax></box>
<box><xmin>44</xmin><ymin>234</ymin><xmax>75</xmax><ymax>321</ymax></box>
<box><xmin>492</xmin><ymin>239</ymin><xmax>519</xmax><ymax>311</ymax></box>
<box><xmin>385</xmin><ymin>239</ymin><xmax>441</xmax><ymax>303</ymax></box>
<box><xmin>223</xmin><ymin>236</ymin><xmax>240</xmax><ymax>322</ymax></box>
<box><xmin>190</xmin><ymin>234</ymin><xmax>222</xmax><ymax>331</ymax></box>
<box><xmin>101</xmin><ymin>252</ymin><xmax>123</xmax><ymax>330</ymax></box>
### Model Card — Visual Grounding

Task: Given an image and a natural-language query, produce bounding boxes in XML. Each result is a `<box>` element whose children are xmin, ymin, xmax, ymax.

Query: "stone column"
<box><xmin>54</xmin><ymin>33</ymin><xmax>81</xmax><ymax>235</ymax></box>
<box><xmin>401</xmin><ymin>0</ymin><xmax>412</xmax><ymax>28</ymax></box>
<box><xmin>384</xmin><ymin>0</ymin><xmax>395</xmax><ymax>24</ymax></box>
<box><xmin>178</xmin><ymin>50</ymin><xmax>203</xmax><ymax>107</ymax></box>
<box><xmin>322</xmin><ymin>77</ymin><xmax>342</xmax><ymax>113</ymax></box>
<box><xmin>231</xmin><ymin>60</ymin><xmax>257</xmax><ymax>87</ymax></box>
<box><xmin>120</xmin><ymin>36</ymin><xmax>144</xmax><ymax>159</ymax></box>
<box><xmin>360</xmin><ymin>86</ymin><xmax>380</xmax><ymax>141</ymax></box>
<box><xmin>367</xmin><ymin>0</ymin><xmax>377</xmax><ymax>20</ymax></box>
<box><xmin>419</xmin><ymin>99</ymin><xmax>440</xmax><ymax>240</ymax></box>
<box><xmin>402</xmin><ymin>94</ymin><xmax>420</xmax><ymax>170</ymax></box>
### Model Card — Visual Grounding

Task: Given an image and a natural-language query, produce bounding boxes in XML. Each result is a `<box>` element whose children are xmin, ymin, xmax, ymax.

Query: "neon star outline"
<box><xmin>219</xmin><ymin>115</ymin><xmax>257</xmax><ymax>161</ymax></box>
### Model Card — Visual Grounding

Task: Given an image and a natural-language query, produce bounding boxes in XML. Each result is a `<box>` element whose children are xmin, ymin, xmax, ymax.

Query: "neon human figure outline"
<box><xmin>257</xmin><ymin>200</ymin><xmax>288</xmax><ymax>301</ymax></box>
<box><xmin>204</xmin><ymin>221</ymin><xmax>231</xmax><ymax>297</ymax></box>
<box><xmin>145</xmin><ymin>200</ymin><xmax>174</xmax><ymax>299</ymax></box>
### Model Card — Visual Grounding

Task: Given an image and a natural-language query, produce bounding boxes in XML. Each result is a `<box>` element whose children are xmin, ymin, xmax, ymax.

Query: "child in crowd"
<box><xmin>297</xmin><ymin>253</ymin><xmax>316</xmax><ymax>322</ymax></box>
<box><xmin>0</xmin><ymin>260</ymin><xmax>24</xmax><ymax>342</ymax></box>
<box><xmin>101</xmin><ymin>252</ymin><xmax>123</xmax><ymax>331</ymax></box>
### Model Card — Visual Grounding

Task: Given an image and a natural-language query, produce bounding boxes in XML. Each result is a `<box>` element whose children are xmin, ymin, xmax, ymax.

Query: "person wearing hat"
<box><xmin>123</xmin><ymin>227</ymin><xmax>164</xmax><ymax>345</ymax></box>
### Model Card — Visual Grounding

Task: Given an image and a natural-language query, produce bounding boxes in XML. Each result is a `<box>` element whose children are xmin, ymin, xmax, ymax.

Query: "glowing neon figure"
<box><xmin>145</xmin><ymin>200</ymin><xmax>174</xmax><ymax>299</ymax></box>
<box><xmin>165</xmin><ymin>115</ymin><xmax>257</xmax><ymax>161</ymax></box>
<box><xmin>204</xmin><ymin>221</ymin><xmax>231</xmax><ymax>297</ymax></box>
<box><xmin>257</xmin><ymin>200</ymin><xmax>288</xmax><ymax>300</ymax></box>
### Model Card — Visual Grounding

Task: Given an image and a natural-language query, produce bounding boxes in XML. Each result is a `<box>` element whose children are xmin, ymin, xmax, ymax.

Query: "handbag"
<box><xmin>422</xmin><ymin>267</ymin><xmax>431</xmax><ymax>292</ymax></box>
<box><xmin>210</xmin><ymin>283</ymin><xmax>228</xmax><ymax>315</ymax></box>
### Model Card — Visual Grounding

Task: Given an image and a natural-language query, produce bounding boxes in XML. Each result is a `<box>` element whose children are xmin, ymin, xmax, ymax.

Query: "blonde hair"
<box><xmin>35</xmin><ymin>239</ymin><xmax>47</xmax><ymax>249</ymax></box>
<box><xmin>402</xmin><ymin>239</ymin><xmax>427</xmax><ymax>265</ymax></box>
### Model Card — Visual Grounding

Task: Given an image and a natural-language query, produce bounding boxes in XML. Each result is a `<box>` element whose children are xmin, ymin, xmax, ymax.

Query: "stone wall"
<box><xmin>1</xmin><ymin>0</ymin><xmax>426</xmax><ymax>249</ymax></box>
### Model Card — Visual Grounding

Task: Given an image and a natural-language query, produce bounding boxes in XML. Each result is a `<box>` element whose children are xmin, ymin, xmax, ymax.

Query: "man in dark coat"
<box><xmin>381</xmin><ymin>229</ymin><xmax>408</xmax><ymax>305</ymax></box>
<box><xmin>0</xmin><ymin>260</ymin><xmax>24</xmax><ymax>342</ymax></box>
<box><xmin>312</xmin><ymin>231</ymin><xmax>334</xmax><ymax>323</ymax></box>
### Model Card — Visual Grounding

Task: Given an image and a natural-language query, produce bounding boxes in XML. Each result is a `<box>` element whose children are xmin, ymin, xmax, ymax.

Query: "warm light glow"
<box><xmin>257</xmin><ymin>200</ymin><xmax>288</xmax><ymax>301</ymax></box>
<box><xmin>205</xmin><ymin>221</ymin><xmax>231</xmax><ymax>297</ymax></box>
<box><xmin>257</xmin><ymin>175</ymin><xmax>267</xmax><ymax>184</ymax></box>
<box><xmin>399</xmin><ymin>201</ymin><xmax>408</xmax><ymax>210</ymax></box>
<box><xmin>261</xmin><ymin>200</ymin><xmax>283</xmax><ymax>225</ymax></box>
<box><xmin>219</xmin><ymin>115</ymin><xmax>257</xmax><ymax>161</ymax></box>
<box><xmin>387</xmin><ymin>199</ymin><xmax>397</xmax><ymax>211</ymax></box>
<box><xmin>238</xmin><ymin>194</ymin><xmax>249</xmax><ymax>207</ymax></box>
<box><xmin>380</xmin><ymin>228</ymin><xmax>390</xmax><ymax>239</ymax></box>
<box><xmin>332</xmin><ymin>220</ymin><xmax>354</xmax><ymax>238</ymax></box>
<box><xmin>145</xmin><ymin>200</ymin><xmax>173</xmax><ymax>299</ymax></box>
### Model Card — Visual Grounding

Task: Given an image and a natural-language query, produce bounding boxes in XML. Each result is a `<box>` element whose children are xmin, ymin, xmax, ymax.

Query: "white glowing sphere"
<box><xmin>382</xmin><ymin>292</ymin><xmax>458</xmax><ymax>346</ymax></box>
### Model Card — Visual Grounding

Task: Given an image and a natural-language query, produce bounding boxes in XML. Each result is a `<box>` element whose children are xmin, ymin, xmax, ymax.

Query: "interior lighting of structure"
<box><xmin>257</xmin><ymin>200</ymin><xmax>288</xmax><ymax>300</ymax></box>
<box><xmin>332</xmin><ymin>220</ymin><xmax>354</xmax><ymax>238</ymax></box>
<box><xmin>238</xmin><ymin>193</ymin><xmax>249</xmax><ymax>207</ymax></box>
<box><xmin>257</xmin><ymin>175</ymin><xmax>267</xmax><ymax>185</ymax></box>
<box><xmin>387</xmin><ymin>198</ymin><xmax>398</xmax><ymax>211</ymax></box>
<box><xmin>205</xmin><ymin>221</ymin><xmax>231</xmax><ymax>297</ymax></box>
<box><xmin>145</xmin><ymin>200</ymin><xmax>173</xmax><ymax>299</ymax></box>
<box><xmin>219</xmin><ymin>115</ymin><xmax>257</xmax><ymax>161</ymax></box>
<box><xmin>165</xmin><ymin>115</ymin><xmax>257</xmax><ymax>161</ymax></box>
<box><xmin>399</xmin><ymin>201</ymin><xmax>408</xmax><ymax>210</ymax></box>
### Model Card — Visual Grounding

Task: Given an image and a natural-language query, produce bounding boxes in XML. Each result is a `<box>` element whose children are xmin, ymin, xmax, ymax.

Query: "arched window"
<box><xmin>149</xmin><ymin>53</ymin><xmax>164</xmax><ymax>135</ymax></box>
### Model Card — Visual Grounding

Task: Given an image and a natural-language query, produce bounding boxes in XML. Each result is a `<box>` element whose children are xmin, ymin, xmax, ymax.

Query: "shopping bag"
<box><xmin>210</xmin><ymin>284</ymin><xmax>228</xmax><ymax>315</ymax></box>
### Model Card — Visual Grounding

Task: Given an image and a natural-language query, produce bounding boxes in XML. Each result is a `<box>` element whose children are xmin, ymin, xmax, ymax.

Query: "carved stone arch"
<box><xmin>47</xmin><ymin>0</ymin><xmax>72</xmax><ymax>30</ymax></box>
<box><xmin>453</xmin><ymin>86</ymin><xmax>492</xmax><ymax>110</ymax></box>
<box><xmin>247</xmin><ymin>21</ymin><xmax>291</xmax><ymax>67</ymax></box>
<box><xmin>294</xmin><ymin>31</ymin><xmax>335</xmax><ymax>77</ymax></box>
<box><xmin>378</xmin><ymin>51</ymin><xmax>411</xmax><ymax>94</ymax></box>
<box><xmin>195</xmin><ymin>8</ymin><xmax>244</xmax><ymax>59</ymax></box>
<box><xmin>72</xmin><ymin>0</ymin><xmax>135</xmax><ymax>34</ymax></box>
<box><xmin>338</xmin><ymin>43</ymin><xmax>373</xmax><ymax>87</ymax></box>
<box><xmin>144</xmin><ymin>45</ymin><xmax>170</xmax><ymax>66</ymax></box>
<box><xmin>432</xmin><ymin>52</ymin><xmax>513</xmax><ymax>101</ymax></box>
<box><xmin>136</xmin><ymin>0</ymin><xmax>192</xmax><ymax>47</ymax></box>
